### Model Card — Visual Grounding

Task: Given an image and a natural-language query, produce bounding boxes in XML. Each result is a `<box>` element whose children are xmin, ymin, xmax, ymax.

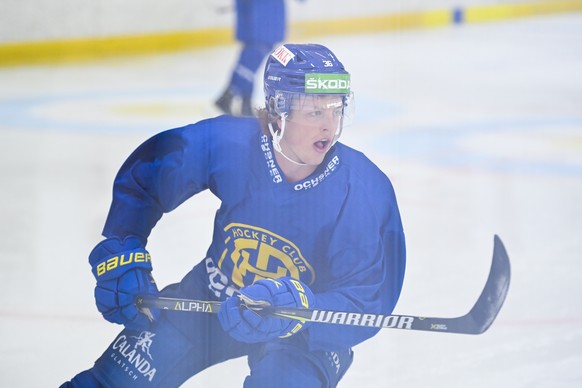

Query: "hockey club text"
<box><xmin>221</xmin><ymin>223</ymin><xmax>315</xmax><ymax>287</ymax></box>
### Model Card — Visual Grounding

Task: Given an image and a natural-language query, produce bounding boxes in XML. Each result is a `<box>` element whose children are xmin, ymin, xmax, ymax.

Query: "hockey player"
<box><xmin>62</xmin><ymin>43</ymin><xmax>406</xmax><ymax>387</ymax></box>
<box><xmin>215</xmin><ymin>0</ymin><xmax>286</xmax><ymax>116</ymax></box>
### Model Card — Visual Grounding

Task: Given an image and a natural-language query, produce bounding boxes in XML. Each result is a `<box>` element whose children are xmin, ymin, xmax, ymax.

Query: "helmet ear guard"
<box><xmin>267</xmin><ymin>93</ymin><xmax>289</xmax><ymax>120</ymax></box>
<box><xmin>266</xmin><ymin>95</ymin><xmax>284</xmax><ymax>153</ymax></box>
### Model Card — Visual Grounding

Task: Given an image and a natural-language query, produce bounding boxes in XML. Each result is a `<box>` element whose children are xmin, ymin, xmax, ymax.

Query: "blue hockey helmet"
<box><xmin>263</xmin><ymin>43</ymin><xmax>353</xmax><ymax>118</ymax></box>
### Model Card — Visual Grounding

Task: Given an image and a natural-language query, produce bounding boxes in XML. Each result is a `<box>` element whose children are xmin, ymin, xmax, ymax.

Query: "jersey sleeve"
<box><xmin>304</xmin><ymin>169</ymin><xmax>406</xmax><ymax>351</ymax></box>
<box><xmin>101</xmin><ymin>121</ymin><xmax>213</xmax><ymax>241</ymax></box>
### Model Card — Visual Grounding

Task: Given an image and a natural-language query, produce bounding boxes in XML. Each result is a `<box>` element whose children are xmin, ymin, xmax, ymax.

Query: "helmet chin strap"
<box><xmin>268</xmin><ymin>113</ymin><xmax>308</xmax><ymax>167</ymax></box>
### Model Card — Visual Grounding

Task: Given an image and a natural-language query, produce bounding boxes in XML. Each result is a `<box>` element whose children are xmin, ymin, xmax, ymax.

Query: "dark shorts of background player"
<box><xmin>72</xmin><ymin>260</ymin><xmax>354</xmax><ymax>387</ymax></box>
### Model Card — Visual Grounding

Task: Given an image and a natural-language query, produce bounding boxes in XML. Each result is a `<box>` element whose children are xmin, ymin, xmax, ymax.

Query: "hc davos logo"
<box><xmin>111</xmin><ymin>331</ymin><xmax>157</xmax><ymax>382</ymax></box>
<box><xmin>218</xmin><ymin>223</ymin><xmax>315</xmax><ymax>287</ymax></box>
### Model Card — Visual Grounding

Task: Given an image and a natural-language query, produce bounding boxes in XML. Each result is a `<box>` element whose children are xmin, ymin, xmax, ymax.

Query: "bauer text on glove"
<box><xmin>89</xmin><ymin>235</ymin><xmax>159</xmax><ymax>330</ymax></box>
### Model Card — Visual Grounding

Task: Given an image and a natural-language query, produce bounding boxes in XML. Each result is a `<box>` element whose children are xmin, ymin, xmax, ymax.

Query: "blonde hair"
<box><xmin>256</xmin><ymin>107</ymin><xmax>281</xmax><ymax>138</ymax></box>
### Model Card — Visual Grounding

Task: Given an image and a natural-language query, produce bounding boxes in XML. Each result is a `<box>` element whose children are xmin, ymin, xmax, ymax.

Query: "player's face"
<box><xmin>279</xmin><ymin>95</ymin><xmax>343</xmax><ymax>165</ymax></box>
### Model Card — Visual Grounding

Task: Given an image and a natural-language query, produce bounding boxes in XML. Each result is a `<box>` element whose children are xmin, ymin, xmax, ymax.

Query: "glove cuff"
<box><xmin>91</xmin><ymin>248</ymin><xmax>152</xmax><ymax>280</ymax></box>
<box><xmin>90</xmin><ymin>236</ymin><xmax>152</xmax><ymax>281</ymax></box>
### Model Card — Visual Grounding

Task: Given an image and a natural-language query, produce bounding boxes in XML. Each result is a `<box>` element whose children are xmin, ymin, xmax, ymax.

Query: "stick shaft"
<box><xmin>136</xmin><ymin>235</ymin><xmax>510</xmax><ymax>335</ymax></box>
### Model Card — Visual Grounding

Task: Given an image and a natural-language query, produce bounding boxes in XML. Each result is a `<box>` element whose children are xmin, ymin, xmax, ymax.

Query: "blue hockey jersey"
<box><xmin>102</xmin><ymin>115</ymin><xmax>406</xmax><ymax>351</ymax></box>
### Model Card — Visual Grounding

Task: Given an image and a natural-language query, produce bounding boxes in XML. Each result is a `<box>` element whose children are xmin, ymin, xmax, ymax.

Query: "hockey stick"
<box><xmin>136</xmin><ymin>235</ymin><xmax>510</xmax><ymax>334</ymax></box>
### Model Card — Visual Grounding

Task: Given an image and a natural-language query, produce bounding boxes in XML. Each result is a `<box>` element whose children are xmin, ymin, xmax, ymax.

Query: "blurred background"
<box><xmin>1</xmin><ymin>0</ymin><xmax>581</xmax><ymax>387</ymax></box>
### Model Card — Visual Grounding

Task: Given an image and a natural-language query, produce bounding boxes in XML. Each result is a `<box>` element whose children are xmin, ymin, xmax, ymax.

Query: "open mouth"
<box><xmin>314</xmin><ymin>139</ymin><xmax>330</xmax><ymax>151</ymax></box>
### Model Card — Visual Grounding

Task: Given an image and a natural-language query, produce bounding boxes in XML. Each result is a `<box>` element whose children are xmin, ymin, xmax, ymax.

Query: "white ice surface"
<box><xmin>1</xmin><ymin>14</ymin><xmax>581</xmax><ymax>388</ymax></box>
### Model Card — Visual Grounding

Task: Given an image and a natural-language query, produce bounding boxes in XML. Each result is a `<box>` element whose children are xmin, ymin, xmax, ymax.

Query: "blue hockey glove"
<box><xmin>89</xmin><ymin>236</ymin><xmax>159</xmax><ymax>330</ymax></box>
<box><xmin>218</xmin><ymin>277</ymin><xmax>315</xmax><ymax>343</ymax></box>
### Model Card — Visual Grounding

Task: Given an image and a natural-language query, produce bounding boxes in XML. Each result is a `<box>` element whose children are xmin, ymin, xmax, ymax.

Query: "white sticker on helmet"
<box><xmin>271</xmin><ymin>45</ymin><xmax>295</xmax><ymax>66</ymax></box>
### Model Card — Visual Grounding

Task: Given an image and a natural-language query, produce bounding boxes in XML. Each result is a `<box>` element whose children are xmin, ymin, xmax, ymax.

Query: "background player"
<box><xmin>62</xmin><ymin>43</ymin><xmax>406</xmax><ymax>387</ymax></box>
<box><xmin>215</xmin><ymin>0</ymin><xmax>286</xmax><ymax>116</ymax></box>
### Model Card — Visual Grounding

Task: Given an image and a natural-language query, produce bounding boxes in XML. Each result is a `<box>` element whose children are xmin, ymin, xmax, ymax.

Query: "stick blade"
<box><xmin>461</xmin><ymin>234</ymin><xmax>511</xmax><ymax>334</ymax></box>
